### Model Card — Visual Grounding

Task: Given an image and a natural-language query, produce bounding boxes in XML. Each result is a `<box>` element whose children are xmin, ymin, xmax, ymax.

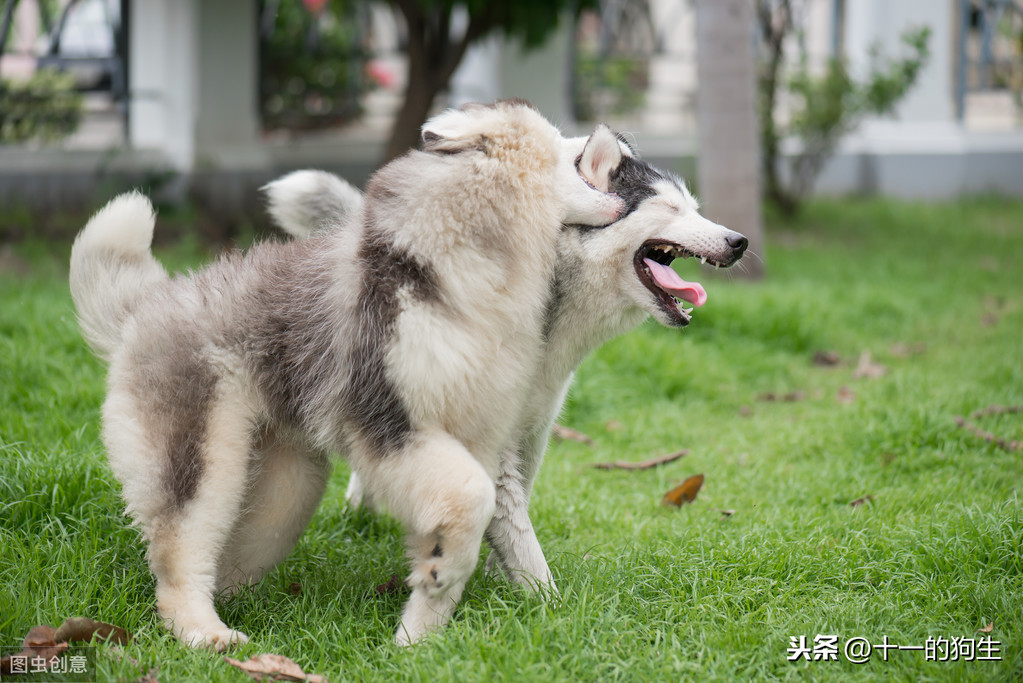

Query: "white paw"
<box><xmin>180</xmin><ymin>627</ymin><xmax>249</xmax><ymax>651</ymax></box>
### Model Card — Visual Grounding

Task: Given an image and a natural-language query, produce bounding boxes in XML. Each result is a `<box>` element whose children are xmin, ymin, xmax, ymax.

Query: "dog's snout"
<box><xmin>727</xmin><ymin>234</ymin><xmax>749</xmax><ymax>257</ymax></box>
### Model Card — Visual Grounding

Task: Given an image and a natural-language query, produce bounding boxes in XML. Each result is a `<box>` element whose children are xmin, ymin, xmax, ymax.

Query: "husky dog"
<box><xmin>264</xmin><ymin>135</ymin><xmax>748</xmax><ymax>594</ymax></box>
<box><xmin>70</xmin><ymin>100</ymin><xmax>630</xmax><ymax>649</ymax></box>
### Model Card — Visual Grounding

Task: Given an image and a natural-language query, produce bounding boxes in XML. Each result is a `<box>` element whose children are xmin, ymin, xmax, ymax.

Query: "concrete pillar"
<box><xmin>694</xmin><ymin>0</ymin><xmax>764</xmax><ymax>278</ymax></box>
<box><xmin>129</xmin><ymin>0</ymin><xmax>198</xmax><ymax>171</ymax></box>
<box><xmin>129</xmin><ymin>0</ymin><xmax>262</xmax><ymax>173</ymax></box>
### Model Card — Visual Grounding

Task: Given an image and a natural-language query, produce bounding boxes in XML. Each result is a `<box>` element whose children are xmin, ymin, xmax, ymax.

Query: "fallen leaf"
<box><xmin>54</xmin><ymin>616</ymin><xmax>131</xmax><ymax>645</ymax></box>
<box><xmin>604</xmin><ymin>420</ymin><xmax>624</xmax><ymax>432</ymax></box>
<box><xmin>836</xmin><ymin>386</ymin><xmax>856</xmax><ymax>403</ymax></box>
<box><xmin>374</xmin><ymin>574</ymin><xmax>409</xmax><ymax>596</ymax></box>
<box><xmin>551</xmin><ymin>424</ymin><xmax>594</xmax><ymax>446</ymax></box>
<box><xmin>955</xmin><ymin>405</ymin><xmax>1022</xmax><ymax>452</ymax></box>
<box><xmin>889</xmin><ymin>342</ymin><xmax>926</xmax><ymax>357</ymax></box>
<box><xmin>287</xmin><ymin>582</ymin><xmax>302</xmax><ymax>596</ymax></box>
<box><xmin>977</xmin><ymin>622</ymin><xmax>994</xmax><ymax>633</ymax></box>
<box><xmin>591</xmin><ymin>449</ymin><xmax>688</xmax><ymax>471</ymax></box>
<box><xmin>716</xmin><ymin>508</ymin><xmax>735</xmax><ymax>519</ymax></box>
<box><xmin>757</xmin><ymin>391</ymin><xmax>805</xmax><ymax>403</ymax></box>
<box><xmin>849</xmin><ymin>495</ymin><xmax>873</xmax><ymax>507</ymax></box>
<box><xmin>852</xmin><ymin>350</ymin><xmax>886</xmax><ymax>379</ymax></box>
<box><xmin>225</xmin><ymin>654</ymin><xmax>328</xmax><ymax>683</ymax></box>
<box><xmin>1</xmin><ymin>625</ymin><xmax>68</xmax><ymax>675</ymax></box>
<box><xmin>812</xmin><ymin>350</ymin><xmax>841</xmax><ymax>366</ymax></box>
<box><xmin>661</xmin><ymin>474</ymin><xmax>704</xmax><ymax>507</ymax></box>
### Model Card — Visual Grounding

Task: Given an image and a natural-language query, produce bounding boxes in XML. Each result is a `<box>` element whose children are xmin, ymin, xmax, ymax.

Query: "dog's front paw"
<box><xmin>408</xmin><ymin>560</ymin><xmax>448</xmax><ymax>599</ymax></box>
<box><xmin>180</xmin><ymin>627</ymin><xmax>249</xmax><ymax>651</ymax></box>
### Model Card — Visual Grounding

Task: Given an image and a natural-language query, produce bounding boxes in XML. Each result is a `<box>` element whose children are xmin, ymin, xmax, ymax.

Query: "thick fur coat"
<box><xmin>70</xmin><ymin>101</ymin><xmax>627</xmax><ymax>648</ymax></box>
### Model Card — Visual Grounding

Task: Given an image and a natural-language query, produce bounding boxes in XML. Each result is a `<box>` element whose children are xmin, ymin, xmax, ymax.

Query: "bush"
<box><xmin>0</xmin><ymin>68</ymin><xmax>83</xmax><ymax>144</ymax></box>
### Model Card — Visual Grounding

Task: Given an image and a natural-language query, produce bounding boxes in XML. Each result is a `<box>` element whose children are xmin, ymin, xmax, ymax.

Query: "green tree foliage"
<box><xmin>757</xmin><ymin>0</ymin><xmax>929</xmax><ymax>214</ymax></box>
<box><xmin>0</xmin><ymin>68</ymin><xmax>82</xmax><ymax>144</ymax></box>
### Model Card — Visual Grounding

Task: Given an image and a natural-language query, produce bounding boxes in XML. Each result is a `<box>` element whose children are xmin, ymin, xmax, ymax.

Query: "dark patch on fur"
<box><xmin>346</xmin><ymin>223</ymin><xmax>440</xmax><ymax>454</ymax></box>
<box><xmin>542</xmin><ymin>240</ymin><xmax>582</xmax><ymax>341</ymax></box>
<box><xmin>608</xmin><ymin>155</ymin><xmax>663</xmax><ymax>214</ymax></box>
<box><xmin>432</xmin><ymin>543</ymin><xmax>443</xmax><ymax>558</ymax></box>
<box><xmin>614</xmin><ymin>131</ymin><xmax>637</xmax><ymax>155</ymax></box>
<box><xmin>159</xmin><ymin>351</ymin><xmax>216</xmax><ymax>507</ymax></box>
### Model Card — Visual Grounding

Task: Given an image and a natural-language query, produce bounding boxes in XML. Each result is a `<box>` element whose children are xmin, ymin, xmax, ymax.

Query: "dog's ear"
<box><xmin>421</xmin><ymin>109</ymin><xmax>488</xmax><ymax>155</ymax></box>
<box><xmin>577</xmin><ymin>124</ymin><xmax>624</xmax><ymax>193</ymax></box>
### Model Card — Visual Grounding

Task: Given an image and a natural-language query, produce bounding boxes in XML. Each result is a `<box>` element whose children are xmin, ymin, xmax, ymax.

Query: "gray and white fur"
<box><xmin>70</xmin><ymin>100</ymin><xmax>628</xmax><ymax>649</ymax></box>
<box><xmin>265</xmin><ymin>131</ymin><xmax>748</xmax><ymax>600</ymax></box>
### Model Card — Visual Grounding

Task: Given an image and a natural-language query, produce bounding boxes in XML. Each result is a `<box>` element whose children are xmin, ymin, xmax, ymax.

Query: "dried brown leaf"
<box><xmin>889</xmin><ymin>342</ymin><xmax>926</xmax><ymax>357</ymax></box>
<box><xmin>955</xmin><ymin>405</ymin><xmax>1023</xmax><ymax>451</ymax></box>
<box><xmin>836</xmin><ymin>386</ymin><xmax>856</xmax><ymax>403</ymax></box>
<box><xmin>977</xmin><ymin>622</ymin><xmax>994</xmax><ymax>633</ymax></box>
<box><xmin>849</xmin><ymin>495</ymin><xmax>874</xmax><ymax>507</ymax></box>
<box><xmin>812</xmin><ymin>350</ymin><xmax>841</xmax><ymax>366</ymax></box>
<box><xmin>852</xmin><ymin>350</ymin><xmax>887</xmax><ymax>379</ymax></box>
<box><xmin>54</xmin><ymin>616</ymin><xmax>131</xmax><ymax>645</ymax></box>
<box><xmin>661</xmin><ymin>474</ymin><xmax>704</xmax><ymax>507</ymax></box>
<box><xmin>757</xmin><ymin>391</ymin><xmax>805</xmax><ymax>403</ymax></box>
<box><xmin>591</xmin><ymin>450</ymin><xmax>688</xmax><ymax>471</ymax></box>
<box><xmin>551</xmin><ymin>424</ymin><xmax>594</xmax><ymax>446</ymax></box>
<box><xmin>1</xmin><ymin>625</ymin><xmax>68</xmax><ymax>675</ymax></box>
<box><xmin>224</xmin><ymin>654</ymin><xmax>328</xmax><ymax>683</ymax></box>
<box><xmin>288</xmin><ymin>582</ymin><xmax>302</xmax><ymax>596</ymax></box>
<box><xmin>374</xmin><ymin>574</ymin><xmax>409</xmax><ymax>596</ymax></box>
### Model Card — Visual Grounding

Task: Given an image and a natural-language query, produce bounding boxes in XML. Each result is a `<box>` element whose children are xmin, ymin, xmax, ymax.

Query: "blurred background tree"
<box><xmin>756</xmin><ymin>0</ymin><xmax>930</xmax><ymax>215</ymax></box>
<box><xmin>381</xmin><ymin>0</ymin><xmax>597</xmax><ymax>161</ymax></box>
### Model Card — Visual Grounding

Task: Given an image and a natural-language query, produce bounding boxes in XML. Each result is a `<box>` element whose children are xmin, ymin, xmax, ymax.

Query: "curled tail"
<box><xmin>70</xmin><ymin>192</ymin><xmax>168</xmax><ymax>361</ymax></box>
<box><xmin>261</xmin><ymin>170</ymin><xmax>364</xmax><ymax>238</ymax></box>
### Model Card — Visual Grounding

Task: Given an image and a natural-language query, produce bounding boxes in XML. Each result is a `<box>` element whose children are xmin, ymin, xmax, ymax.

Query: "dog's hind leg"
<box><xmin>357</xmin><ymin>429</ymin><xmax>495</xmax><ymax>645</ymax></box>
<box><xmin>217</xmin><ymin>431</ymin><xmax>332</xmax><ymax>593</ymax></box>
<box><xmin>117</xmin><ymin>375</ymin><xmax>259</xmax><ymax>651</ymax></box>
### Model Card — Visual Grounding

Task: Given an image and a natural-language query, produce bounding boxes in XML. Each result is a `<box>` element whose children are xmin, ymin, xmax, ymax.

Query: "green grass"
<box><xmin>1</xmin><ymin>198</ymin><xmax>1021</xmax><ymax>681</ymax></box>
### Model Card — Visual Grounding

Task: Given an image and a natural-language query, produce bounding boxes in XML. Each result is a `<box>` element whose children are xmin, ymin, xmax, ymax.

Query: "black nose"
<box><xmin>727</xmin><ymin>234</ymin><xmax>749</xmax><ymax>257</ymax></box>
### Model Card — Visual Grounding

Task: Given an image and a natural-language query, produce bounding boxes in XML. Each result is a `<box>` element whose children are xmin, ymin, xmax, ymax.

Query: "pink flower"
<box><xmin>366</xmin><ymin>59</ymin><xmax>398</xmax><ymax>89</ymax></box>
<box><xmin>303</xmin><ymin>0</ymin><xmax>328</xmax><ymax>14</ymax></box>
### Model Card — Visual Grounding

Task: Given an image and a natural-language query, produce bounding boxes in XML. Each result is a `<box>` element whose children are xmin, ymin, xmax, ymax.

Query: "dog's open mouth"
<box><xmin>634</xmin><ymin>240</ymin><xmax>715</xmax><ymax>326</ymax></box>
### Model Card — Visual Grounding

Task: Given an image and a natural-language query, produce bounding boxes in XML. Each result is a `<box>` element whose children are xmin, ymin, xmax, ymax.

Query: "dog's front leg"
<box><xmin>483</xmin><ymin>441</ymin><xmax>557</xmax><ymax>596</ymax></box>
<box><xmin>356</xmin><ymin>429</ymin><xmax>495</xmax><ymax>645</ymax></box>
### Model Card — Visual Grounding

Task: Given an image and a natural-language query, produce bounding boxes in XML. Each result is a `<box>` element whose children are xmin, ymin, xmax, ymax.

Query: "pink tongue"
<box><xmin>643</xmin><ymin>258</ymin><xmax>707</xmax><ymax>307</ymax></box>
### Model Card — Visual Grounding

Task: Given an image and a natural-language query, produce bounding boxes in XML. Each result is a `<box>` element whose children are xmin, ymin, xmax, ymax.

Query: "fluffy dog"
<box><xmin>264</xmin><ymin>135</ymin><xmax>748</xmax><ymax>594</ymax></box>
<box><xmin>70</xmin><ymin>100</ymin><xmax>627</xmax><ymax>648</ymax></box>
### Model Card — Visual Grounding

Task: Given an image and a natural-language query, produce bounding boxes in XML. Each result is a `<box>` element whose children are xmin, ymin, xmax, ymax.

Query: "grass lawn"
<box><xmin>1</xmin><ymin>197</ymin><xmax>1021</xmax><ymax>681</ymax></box>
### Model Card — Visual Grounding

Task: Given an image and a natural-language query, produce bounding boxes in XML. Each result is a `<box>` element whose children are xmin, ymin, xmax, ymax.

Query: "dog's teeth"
<box><xmin>700</xmin><ymin>256</ymin><xmax>707</xmax><ymax>265</ymax></box>
<box><xmin>683</xmin><ymin>306</ymin><xmax>694</xmax><ymax>315</ymax></box>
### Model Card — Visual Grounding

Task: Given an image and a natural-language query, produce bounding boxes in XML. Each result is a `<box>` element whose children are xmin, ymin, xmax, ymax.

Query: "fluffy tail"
<box><xmin>69</xmin><ymin>192</ymin><xmax>168</xmax><ymax>361</ymax></box>
<box><xmin>261</xmin><ymin>170</ymin><xmax>364</xmax><ymax>238</ymax></box>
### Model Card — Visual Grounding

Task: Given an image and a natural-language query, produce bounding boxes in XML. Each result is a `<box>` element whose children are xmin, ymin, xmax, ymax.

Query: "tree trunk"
<box><xmin>694</xmin><ymin>0</ymin><xmax>766</xmax><ymax>278</ymax></box>
<box><xmin>383</xmin><ymin>52</ymin><xmax>441</xmax><ymax>162</ymax></box>
<box><xmin>382</xmin><ymin>3</ymin><xmax>488</xmax><ymax>164</ymax></box>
